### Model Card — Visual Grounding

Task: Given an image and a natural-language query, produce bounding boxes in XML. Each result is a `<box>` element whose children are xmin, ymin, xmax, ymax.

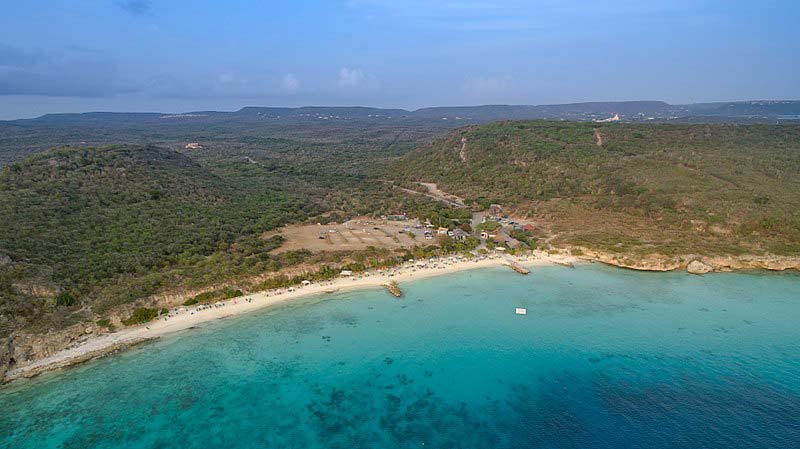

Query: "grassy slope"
<box><xmin>395</xmin><ymin>121</ymin><xmax>800</xmax><ymax>256</ymax></box>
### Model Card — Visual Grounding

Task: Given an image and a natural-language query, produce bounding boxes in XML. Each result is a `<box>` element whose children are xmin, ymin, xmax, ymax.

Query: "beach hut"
<box><xmin>451</xmin><ymin>228</ymin><xmax>469</xmax><ymax>241</ymax></box>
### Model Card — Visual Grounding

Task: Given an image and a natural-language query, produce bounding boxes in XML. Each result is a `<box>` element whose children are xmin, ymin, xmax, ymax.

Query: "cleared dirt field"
<box><xmin>272</xmin><ymin>217</ymin><xmax>431</xmax><ymax>253</ymax></box>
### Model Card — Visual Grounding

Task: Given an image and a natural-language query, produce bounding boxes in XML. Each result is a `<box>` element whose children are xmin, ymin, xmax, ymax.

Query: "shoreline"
<box><xmin>3</xmin><ymin>252</ymin><xmax>573</xmax><ymax>384</ymax></box>
<box><xmin>5</xmin><ymin>249</ymin><xmax>798</xmax><ymax>385</ymax></box>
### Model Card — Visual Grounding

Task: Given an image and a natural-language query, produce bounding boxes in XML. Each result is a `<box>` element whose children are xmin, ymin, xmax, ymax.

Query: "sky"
<box><xmin>1</xmin><ymin>0</ymin><xmax>799</xmax><ymax>119</ymax></box>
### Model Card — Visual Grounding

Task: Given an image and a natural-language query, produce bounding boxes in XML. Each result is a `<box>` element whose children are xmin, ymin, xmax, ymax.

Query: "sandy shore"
<box><xmin>5</xmin><ymin>252</ymin><xmax>576</xmax><ymax>382</ymax></box>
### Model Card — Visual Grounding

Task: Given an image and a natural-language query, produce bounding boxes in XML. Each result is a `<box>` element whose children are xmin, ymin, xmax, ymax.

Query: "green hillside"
<box><xmin>3</xmin><ymin>120</ymin><xmax>800</xmax><ymax>346</ymax></box>
<box><xmin>0</xmin><ymin>142</ymin><xmax>448</xmax><ymax>339</ymax></box>
<box><xmin>394</xmin><ymin>121</ymin><xmax>800</xmax><ymax>255</ymax></box>
<box><xmin>0</xmin><ymin>145</ymin><xmax>316</xmax><ymax>335</ymax></box>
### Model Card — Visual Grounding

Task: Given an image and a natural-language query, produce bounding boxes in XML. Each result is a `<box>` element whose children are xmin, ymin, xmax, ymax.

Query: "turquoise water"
<box><xmin>2</xmin><ymin>265</ymin><xmax>799</xmax><ymax>448</ymax></box>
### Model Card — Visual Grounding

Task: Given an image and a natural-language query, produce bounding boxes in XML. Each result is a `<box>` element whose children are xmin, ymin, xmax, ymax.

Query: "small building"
<box><xmin>494</xmin><ymin>231</ymin><xmax>521</xmax><ymax>249</ymax></box>
<box><xmin>522</xmin><ymin>224</ymin><xmax>536</xmax><ymax>232</ymax></box>
<box><xmin>451</xmin><ymin>228</ymin><xmax>469</xmax><ymax>241</ymax></box>
<box><xmin>340</xmin><ymin>270</ymin><xmax>353</xmax><ymax>277</ymax></box>
<box><xmin>437</xmin><ymin>227</ymin><xmax>449</xmax><ymax>235</ymax></box>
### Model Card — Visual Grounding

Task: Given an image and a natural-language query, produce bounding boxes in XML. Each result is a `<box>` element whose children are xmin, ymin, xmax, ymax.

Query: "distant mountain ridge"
<box><xmin>6</xmin><ymin>100</ymin><xmax>800</xmax><ymax>126</ymax></box>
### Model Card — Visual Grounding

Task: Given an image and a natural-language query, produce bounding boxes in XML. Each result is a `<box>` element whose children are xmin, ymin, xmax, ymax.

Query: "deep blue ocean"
<box><xmin>1</xmin><ymin>264</ymin><xmax>799</xmax><ymax>448</ymax></box>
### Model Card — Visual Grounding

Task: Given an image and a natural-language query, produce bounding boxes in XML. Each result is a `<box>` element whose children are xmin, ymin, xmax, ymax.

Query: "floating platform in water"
<box><xmin>515</xmin><ymin>308</ymin><xmax>527</xmax><ymax>315</ymax></box>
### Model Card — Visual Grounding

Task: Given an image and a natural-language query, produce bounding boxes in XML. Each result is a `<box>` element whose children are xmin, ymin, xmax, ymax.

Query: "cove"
<box><xmin>1</xmin><ymin>264</ymin><xmax>799</xmax><ymax>449</ymax></box>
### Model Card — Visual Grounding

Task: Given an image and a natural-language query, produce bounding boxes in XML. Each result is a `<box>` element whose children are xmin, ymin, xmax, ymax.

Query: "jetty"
<box><xmin>505</xmin><ymin>261</ymin><xmax>530</xmax><ymax>275</ymax></box>
<box><xmin>384</xmin><ymin>280</ymin><xmax>402</xmax><ymax>297</ymax></box>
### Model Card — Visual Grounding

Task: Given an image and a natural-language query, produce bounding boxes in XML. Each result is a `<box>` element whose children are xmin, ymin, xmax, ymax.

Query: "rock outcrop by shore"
<box><xmin>4</xmin><ymin>337</ymin><xmax>157</xmax><ymax>384</ymax></box>
<box><xmin>576</xmin><ymin>250</ymin><xmax>682</xmax><ymax>271</ymax></box>
<box><xmin>1</xmin><ymin>324</ymin><xmax>104</xmax><ymax>384</ymax></box>
<box><xmin>687</xmin><ymin>260</ymin><xmax>713</xmax><ymax>274</ymax></box>
<box><xmin>0</xmin><ymin>337</ymin><xmax>14</xmax><ymax>381</ymax></box>
<box><xmin>573</xmin><ymin>248</ymin><xmax>800</xmax><ymax>274</ymax></box>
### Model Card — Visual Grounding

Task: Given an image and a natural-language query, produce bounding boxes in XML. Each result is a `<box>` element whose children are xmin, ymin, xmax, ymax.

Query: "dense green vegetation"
<box><xmin>0</xmin><ymin>135</ymin><xmax>445</xmax><ymax>338</ymax></box>
<box><xmin>395</xmin><ymin>121</ymin><xmax>800</xmax><ymax>255</ymax></box>
<box><xmin>183</xmin><ymin>288</ymin><xmax>244</xmax><ymax>306</ymax></box>
<box><xmin>1</xmin><ymin>117</ymin><xmax>799</xmax><ymax>345</ymax></box>
<box><xmin>122</xmin><ymin>307</ymin><xmax>160</xmax><ymax>326</ymax></box>
<box><xmin>0</xmin><ymin>145</ymin><xmax>304</xmax><ymax>312</ymax></box>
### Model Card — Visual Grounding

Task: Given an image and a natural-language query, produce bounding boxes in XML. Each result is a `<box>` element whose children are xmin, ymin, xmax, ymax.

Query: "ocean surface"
<box><xmin>1</xmin><ymin>264</ymin><xmax>799</xmax><ymax>448</ymax></box>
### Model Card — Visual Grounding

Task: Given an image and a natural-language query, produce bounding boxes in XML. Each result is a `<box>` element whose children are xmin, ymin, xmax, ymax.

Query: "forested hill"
<box><xmin>0</xmin><ymin>145</ymin><xmax>315</xmax><ymax>337</ymax></box>
<box><xmin>394</xmin><ymin>121</ymin><xmax>800</xmax><ymax>256</ymax></box>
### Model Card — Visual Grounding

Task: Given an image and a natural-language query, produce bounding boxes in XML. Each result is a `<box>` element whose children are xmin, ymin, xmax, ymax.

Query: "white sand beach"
<box><xmin>6</xmin><ymin>251</ymin><xmax>577</xmax><ymax>381</ymax></box>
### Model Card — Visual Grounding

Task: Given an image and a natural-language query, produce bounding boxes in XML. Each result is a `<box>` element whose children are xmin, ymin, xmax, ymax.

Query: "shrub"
<box><xmin>96</xmin><ymin>318</ymin><xmax>116</xmax><ymax>332</ymax></box>
<box><xmin>477</xmin><ymin>221</ymin><xmax>501</xmax><ymax>232</ymax></box>
<box><xmin>122</xmin><ymin>307</ymin><xmax>159</xmax><ymax>326</ymax></box>
<box><xmin>55</xmin><ymin>292</ymin><xmax>76</xmax><ymax>307</ymax></box>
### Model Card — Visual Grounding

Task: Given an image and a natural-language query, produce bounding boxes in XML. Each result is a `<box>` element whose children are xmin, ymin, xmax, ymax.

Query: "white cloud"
<box><xmin>280</xmin><ymin>73</ymin><xmax>300</xmax><ymax>93</ymax></box>
<box><xmin>338</xmin><ymin>67</ymin><xmax>364</xmax><ymax>87</ymax></box>
<box><xmin>338</xmin><ymin>67</ymin><xmax>377</xmax><ymax>88</ymax></box>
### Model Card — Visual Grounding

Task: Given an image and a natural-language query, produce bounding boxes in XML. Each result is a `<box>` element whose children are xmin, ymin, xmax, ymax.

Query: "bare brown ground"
<box><xmin>270</xmin><ymin>217</ymin><xmax>429</xmax><ymax>253</ymax></box>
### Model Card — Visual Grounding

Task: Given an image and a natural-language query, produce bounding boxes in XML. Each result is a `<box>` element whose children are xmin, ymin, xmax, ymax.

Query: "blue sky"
<box><xmin>1</xmin><ymin>0</ymin><xmax>798</xmax><ymax>118</ymax></box>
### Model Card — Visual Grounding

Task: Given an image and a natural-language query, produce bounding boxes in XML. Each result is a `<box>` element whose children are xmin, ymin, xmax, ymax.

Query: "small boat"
<box><xmin>515</xmin><ymin>308</ymin><xmax>527</xmax><ymax>315</ymax></box>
